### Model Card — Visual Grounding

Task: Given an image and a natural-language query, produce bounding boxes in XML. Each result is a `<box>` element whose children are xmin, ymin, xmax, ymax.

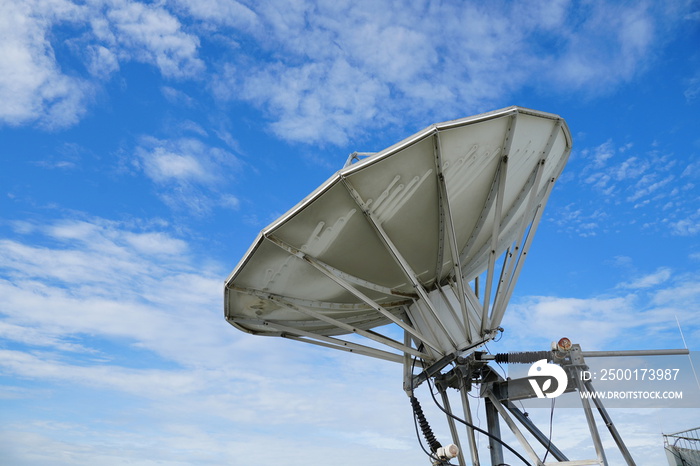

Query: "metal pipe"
<box><xmin>584</xmin><ymin>380</ymin><xmax>637</xmax><ymax>465</ymax></box>
<box><xmin>582</xmin><ymin>349</ymin><xmax>689</xmax><ymax>358</ymax></box>
<box><xmin>440</xmin><ymin>390</ymin><xmax>466</xmax><ymax>466</ymax></box>
<box><xmin>484</xmin><ymin>397</ymin><xmax>504</xmax><ymax>466</ymax></box>
<box><xmin>459</xmin><ymin>385</ymin><xmax>480</xmax><ymax>466</ymax></box>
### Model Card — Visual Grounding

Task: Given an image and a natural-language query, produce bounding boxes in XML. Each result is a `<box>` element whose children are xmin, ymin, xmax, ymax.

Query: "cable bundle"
<box><xmin>410</xmin><ymin>395</ymin><xmax>442</xmax><ymax>453</ymax></box>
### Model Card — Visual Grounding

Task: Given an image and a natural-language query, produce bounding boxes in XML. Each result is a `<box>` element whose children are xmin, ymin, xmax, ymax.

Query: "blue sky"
<box><xmin>1</xmin><ymin>0</ymin><xmax>700</xmax><ymax>464</ymax></box>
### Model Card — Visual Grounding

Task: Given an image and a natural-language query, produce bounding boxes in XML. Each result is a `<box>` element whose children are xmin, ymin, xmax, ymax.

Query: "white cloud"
<box><xmin>0</xmin><ymin>0</ymin><xmax>688</xmax><ymax>144</ymax></box>
<box><xmin>627</xmin><ymin>173</ymin><xmax>675</xmax><ymax>202</ymax></box>
<box><xmin>0</xmin><ymin>321</ymin><xmax>94</xmax><ymax>353</ymax></box>
<box><xmin>503</xmin><ymin>269</ymin><xmax>700</xmax><ymax>355</ymax></box>
<box><xmin>685</xmin><ymin>74</ymin><xmax>700</xmax><ymax>101</ymax></box>
<box><xmin>618</xmin><ymin>267</ymin><xmax>672</xmax><ymax>289</ymax></box>
<box><xmin>590</xmin><ymin>140</ymin><xmax>616</xmax><ymax>168</ymax></box>
<box><xmin>204</xmin><ymin>0</ymin><xmax>681</xmax><ymax>145</ymax></box>
<box><xmin>142</xmin><ymin>147</ymin><xmax>209</xmax><ymax>183</ymax></box>
<box><xmin>102</xmin><ymin>0</ymin><xmax>204</xmax><ymax>78</ymax></box>
<box><xmin>0</xmin><ymin>0</ymin><xmax>205</xmax><ymax>130</ymax></box>
<box><xmin>560</xmin><ymin>138</ymin><xmax>699</xmax><ymax>236</ymax></box>
<box><xmin>0</xmin><ymin>350</ymin><xmax>205</xmax><ymax>397</ymax></box>
<box><xmin>505</xmin><ymin>295</ymin><xmax>640</xmax><ymax>350</ymax></box>
<box><xmin>136</xmin><ymin>137</ymin><xmax>239</xmax><ymax>183</ymax></box>
<box><xmin>0</xmin><ymin>216</ymin><xmax>248</xmax><ymax>376</ymax></box>
<box><xmin>218</xmin><ymin>194</ymin><xmax>240</xmax><ymax>209</ymax></box>
<box><xmin>681</xmin><ymin>160</ymin><xmax>700</xmax><ymax>179</ymax></box>
<box><xmin>548</xmin><ymin>203</ymin><xmax>607</xmax><ymax>236</ymax></box>
<box><xmin>615</xmin><ymin>156</ymin><xmax>649</xmax><ymax>181</ymax></box>
<box><xmin>549</xmin><ymin>2</ymin><xmax>656</xmax><ymax>90</ymax></box>
<box><xmin>123</xmin><ymin>231</ymin><xmax>188</xmax><ymax>255</ymax></box>
<box><xmin>237</xmin><ymin>58</ymin><xmax>389</xmax><ymax>145</ymax></box>
<box><xmin>172</xmin><ymin>0</ymin><xmax>259</xmax><ymax>30</ymax></box>
<box><xmin>134</xmin><ymin>136</ymin><xmax>242</xmax><ymax>214</ymax></box>
<box><xmin>85</xmin><ymin>44</ymin><xmax>120</xmax><ymax>78</ymax></box>
<box><xmin>1</xmin><ymin>214</ymin><xmax>699</xmax><ymax>465</ymax></box>
<box><xmin>1</xmin><ymin>218</ymin><xmax>190</xmax><ymax>290</ymax></box>
<box><xmin>651</xmin><ymin>274</ymin><xmax>700</xmax><ymax>309</ymax></box>
<box><xmin>0</xmin><ymin>0</ymin><xmax>92</xmax><ymax>128</ymax></box>
<box><xmin>212</xmin><ymin>0</ymin><xmax>532</xmax><ymax>144</ymax></box>
<box><xmin>671</xmin><ymin>210</ymin><xmax>700</xmax><ymax>236</ymax></box>
<box><xmin>161</xmin><ymin>85</ymin><xmax>196</xmax><ymax>106</ymax></box>
<box><xmin>0</xmin><ymin>214</ymin><xmax>426</xmax><ymax>465</ymax></box>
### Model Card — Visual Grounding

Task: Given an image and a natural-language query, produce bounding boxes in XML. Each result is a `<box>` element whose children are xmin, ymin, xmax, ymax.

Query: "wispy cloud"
<box><xmin>0</xmin><ymin>0</ymin><xmax>203</xmax><ymax>129</ymax></box>
<box><xmin>0</xmin><ymin>0</ymin><xmax>691</xmax><ymax>146</ymax></box>
<box><xmin>0</xmin><ymin>0</ymin><xmax>92</xmax><ymax>129</ymax></box>
<box><xmin>173</xmin><ymin>0</ymin><xmax>259</xmax><ymax>30</ymax></box>
<box><xmin>134</xmin><ymin>136</ymin><xmax>242</xmax><ymax>214</ymax></box>
<box><xmin>0</xmin><ymin>213</ymin><xmax>423</xmax><ymax>464</ymax></box>
<box><xmin>550</xmin><ymin>2</ymin><xmax>657</xmax><ymax>90</ymax></box>
<box><xmin>670</xmin><ymin>209</ymin><xmax>700</xmax><ymax>236</ymax></box>
<box><xmin>1</xmin><ymin>211</ymin><xmax>699</xmax><ymax>465</ymax></box>
<box><xmin>553</xmin><ymin>137</ymin><xmax>699</xmax><ymax>236</ymax></box>
<box><xmin>547</xmin><ymin>203</ymin><xmax>608</xmax><ymax>237</ymax></box>
<box><xmin>99</xmin><ymin>0</ymin><xmax>204</xmax><ymax>78</ymax></box>
<box><xmin>0</xmin><ymin>215</ymin><xmax>256</xmax><ymax>373</ymax></box>
<box><xmin>505</xmin><ymin>266</ymin><xmax>700</xmax><ymax>352</ymax></box>
<box><xmin>618</xmin><ymin>267</ymin><xmax>672</xmax><ymax>289</ymax></box>
<box><xmin>231</xmin><ymin>59</ymin><xmax>389</xmax><ymax>146</ymax></box>
<box><xmin>685</xmin><ymin>74</ymin><xmax>700</xmax><ymax>102</ymax></box>
<box><xmin>207</xmin><ymin>1</ymin><xmax>680</xmax><ymax>145</ymax></box>
<box><xmin>140</xmin><ymin>145</ymin><xmax>210</xmax><ymax>183</ymax></box>
<box><xmin>0</xmin><ymin>350</ymin><xmax>206</xmax><ymax>397</ymax></box>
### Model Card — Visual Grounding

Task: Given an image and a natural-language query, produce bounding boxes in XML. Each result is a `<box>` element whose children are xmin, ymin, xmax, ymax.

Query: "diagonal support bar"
<box><xmin>282</xmin><ymin>335</ymin><xmax>403</xmax><ymax>363</ymax></box>
<box><xmin>491</xmin><ymin>119</ymin><xmax>563</xmax><ymax>327</ymax></box>
<box><xmin>266</xmin><ymin>234</ymin><xmax>416</xmax><ymax>299</ymax></box>
<box><xmin>341</xmin><ymin>177</ymin><xmax>460</xmax><ymax>352</ymax></box>
<box><xmin>481</xmin><ymin>154</ymin><xmax>509</xmax><ymax>335</ymax></box>
<box><xmin>573</xmin><ymin>372</ymin><xmax>608</xmax><ymax>465</ymax></box>
<box><xmin>269</xmin><ymin>292</ymin><xmax>430</xmax><ymax>359</ymax></box>
<box><xmin>434</xmin><ymin>132</ymin><xmax>473</xmax><ymax>344</ymax></box>
<box><xmin>490</xmin><ymin>173</ymin><xmax>557</xmax><ymax>329</ymax></box>
<box><xmin>440</xmin><ymin>389</ymin><xmax>467</xmax><ymax>466</ymax></box>
<box><xmin>265</xmin><ymin>234</ymin><xmax>444</xmax><ymax>353</ymax></box>
<box><xmin>504</xmin><ymin>400</ymin><xmax>569</xmax><ymax>462</ymax></box>
<box><xmin>485</xmin><ymin>389</ymin><xmax>545</xmax><ymax>466</ymax></box>
<box><xmin>229</xmin><ymin>317</ymin><xmax>404</xmax><ymax>363</ymax></box>
<box><xmin>583</xmin><ymin>380</ymin><xmax>637</xmax><ymax>465</ymax></box>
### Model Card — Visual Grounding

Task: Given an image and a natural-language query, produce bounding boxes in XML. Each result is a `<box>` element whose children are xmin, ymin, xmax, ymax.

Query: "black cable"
<box><xmin>409</xmin><ymin>353</ymin><xmax>456</xmax><ymax>466</ymax></box>
<box><xmin>409</xmin><ymin>349</ymin><xmax>525</xmax><ymax>465</ymax></box>
<box><xmin>484</xmin><ymin>343</ymin><xmax>501</xmax><ymax>372</ymax></box>
<box><xmin>410</xmin><ymin>398</ymin><xmax>456</xmax><ymax>466</ymax></box>
<box><xmin>493</xmin><ymin>327</ymin><xmax>504</xmax><ymax>342</ymax></box>
<box><xmin>410</xmin><ymin>356</ymin><xmax>434</xmax><ymax>460</ymax></box>
<box><xmin>473</xmin><ymin>392</ymin><xmax>481</xmax><ymax>452</ymax></box>
<box><xmin>542</xmin><ymin>397</ymin><xmax>556</xmax><ymax>463</ymax></box>
<box><xmin>411</xmin><ymin>395</ymin><xmax>442</xmax><ymax>452</ymax></box>
<box><xmin>423</xmin><ymin>368</ymin><xmax>533</xmax><ymax>466</ymax></box>
<box><xmin>412</xmin><ymin>400</ymin><xmax>440</xmax><ymax>459</ymax></box>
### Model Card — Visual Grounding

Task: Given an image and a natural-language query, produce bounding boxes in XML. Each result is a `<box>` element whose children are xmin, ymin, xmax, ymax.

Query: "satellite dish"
<box><xmin>225</xmin><ymin>106</ymin><xmax>691</xmax><ymax>465</ymax></box>
<box><xmin>225</xmin><ymin>106</ymin><xmax>571</xmax><ymax>363</ymax></box>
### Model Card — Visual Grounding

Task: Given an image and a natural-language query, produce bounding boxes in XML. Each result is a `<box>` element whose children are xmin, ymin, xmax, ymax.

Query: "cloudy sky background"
<box><xmin>1</xmin><ymin>0</ymin><xmax>700</xmax><ymax>464</ymax></box>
